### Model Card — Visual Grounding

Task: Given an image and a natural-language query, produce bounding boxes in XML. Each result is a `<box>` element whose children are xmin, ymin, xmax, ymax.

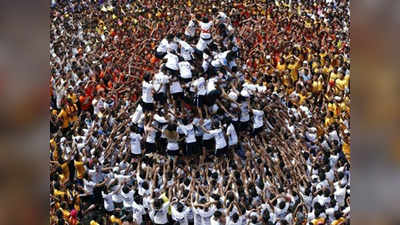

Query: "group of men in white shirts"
<box><xmin>129</xmin><ymin>12</ymin><xmax>271</xmax><ymax>161</ymax></box>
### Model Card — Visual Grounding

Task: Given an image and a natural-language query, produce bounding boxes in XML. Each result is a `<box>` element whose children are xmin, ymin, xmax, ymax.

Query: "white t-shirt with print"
<box><xmin>179</xmin><ymin>61</ymin><xmax>193</xmax><ymax>79</ymax></box>
<box><xmin>199</xmin><ymin>21</ymin><xmax>213</xmax><ymax>39</ymax></box>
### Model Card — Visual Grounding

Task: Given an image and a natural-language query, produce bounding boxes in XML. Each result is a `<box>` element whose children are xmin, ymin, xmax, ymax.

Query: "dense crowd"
<box><xmin>50</xmin><ymin>0</ymin><xmax>350</xmax><ymax>225</ymax></box>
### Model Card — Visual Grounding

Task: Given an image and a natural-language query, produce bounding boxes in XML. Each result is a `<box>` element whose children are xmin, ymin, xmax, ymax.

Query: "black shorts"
<box><xmin>206</xmin><ymin>89</ymin><xmax>221</xmax><ymax>106</ymax></box>
<box><xmin>239</xmin><ymin>120</ymin><xmax>251</xmax><ymax>132</ymax></box>
<box><xmin>172</xmin><ymin>92</ymin><xmax>184</xmax><ymax>101</ymax></box>
<box><xmin>166</xmin><ymin>150</ymin><xmax>179</xmax><ymax>156</ymax></box>
<box><xmin>158</xmin><ymin>138</ymin><xmax>167</xmax><ymax>154</ymax></box>
<box><xmin>184</xmin><ymin>142</ymin><xmax>198</xmax><ymax>156</ymax></box>
<box><xmin>166</xmin><ymin>67</ymin><xmax>179</xmax><ymax>77</ymax></box>
<box><xmin>252</xmin><ymin>125</ymin><xmax>264</xmax><ymax>136</ymax></box>
<box><xmin>131</xmin><ymin>152</ymin><xmax>142</xmax><ymax>159</ymax></box>
<box><xmin>194</xmin><ymin>95</ymin><xmax>206</xmax><ymax>107</ymax></box>
<box><xmin>154</xmin><ymin>92</ymin><xmax>167</xmax><ymax>104</ymax></box>
<box><xmin>155</xmin><ymin>51</ymin><xmax>166</xmax><ymax>59</ymax></box>
<box><xmin>145</xmin><ymin>142</ymin><xmax>155</xmax><ymax>154</ymax></box>
<box><xmin>215</xmin><ymin>146</ymin><xmax>228</xmax><ymax>157</ymax></box>
<box><xmin>179</xmin><ymin>76</ymin><xmax>192</xmax><ymax>84</ymax></box>
<box><xmin>142</xmin><ymin>102</ymin><xmax>154</xmax><ymax>112</ymax></box>
<box><xmin>202</xmin><ymin>138</ymin><xmax>215</xmax><ymax>151</ymax></box>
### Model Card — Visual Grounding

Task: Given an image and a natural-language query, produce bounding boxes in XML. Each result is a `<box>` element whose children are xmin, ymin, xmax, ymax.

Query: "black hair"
<box><xmin>143</xmin><ymin>72</ymin><xmax>151</xmax><ymax>82</ymax></box>
<box><xmin>279</xmin><ymin>201</ymin><xmax>286</xmax><ymax>209</ymax></box>
<box><xmin>154</xmin><ymin>198</ymin><xmax>164</xmax><ymax>209</ymax></box>
<box><xmin>232</xmin><ymin>213</ymin><xmax>239</xmax><ymax>222</ymax></box>
<box><xmin>142</xmin><ymin>181</ymin><xmax>149</xmax><ymax>190</ymax></box>
<box><xmin>214</xmin><ymin>210</ymin><xmax>222</xmax><ymax>218</ymax></box>
<box><xmin>167</xmin><ymin>34</ymin><xmax>174</xmax><ymax>41</ymax></box>
<box><xmin>176</xmin><ymin>202</ymin><xmax>184</xmax><ymax>212</ymax></box>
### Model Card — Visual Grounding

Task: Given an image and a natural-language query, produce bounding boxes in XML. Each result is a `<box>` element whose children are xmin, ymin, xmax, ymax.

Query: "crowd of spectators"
<box><xmin>50</xmin><ymin>0</ymin><xmax>350</xmax><ymax>225</ymax></box>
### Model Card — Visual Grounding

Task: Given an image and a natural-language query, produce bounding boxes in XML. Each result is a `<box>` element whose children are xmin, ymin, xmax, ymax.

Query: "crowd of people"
<box><xmin>50</xmin><ymin>0</ymin><xmax>350</xmax><ymax>225</ymax></box>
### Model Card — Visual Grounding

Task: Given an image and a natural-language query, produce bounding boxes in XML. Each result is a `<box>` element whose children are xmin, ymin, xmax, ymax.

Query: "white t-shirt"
<box><xmin>179</xmin><ymin>39</ymin><xmax>195</xmax><ymax>61</ymax></box>
<box><xmin>252</xmin><ymin>109</ymin><xmax>264</xmax><ymax>129</ymax></box>
<box><xmin>130</xmin><ymin>132</ymin><xmax>142</xmax><ymax>154</ymax></box>
<box><xmin>211</xmin><ymin>51</ymin><xmax>229</xmax><ymax>68</ymax></box>
<box><xmin>150</xmin><ymin>202</ymin><xmax>170</xmax><ymax>224</ymax></box>
<box><xmin>226</xmin><ymin>123</ymin><xmax>238</xmax><ymax>146</ymax></box>
<box><xmin>206</xmin><ymin>77</ymin><xmax>218</xmax><ymax>94</ymax></box>
<box><xmin>196</xmin><ymin>38</ymin><xmax>209</xmax><ymax>51</ymax></box>
<box><xmin>239</xmin><ymin>101</ymin><xmax>250</xmax><ymax>122</ymax></box>
<box><xmin>199</xmin><ymin>21</ymin><xmax>213</xmax><ymax>39</ymax></box>
<box><xmin>193</xmin><ymin>77</ymin><xmax>207</xmax><ymax>96</ymax></box>
<box><xmin>209</xmin><ymin>128</ymin><xmax>227</xmax><ymax>150</ymax></box>
<box><xmin>334</xmin><ymin>187</ymin><xmax>346</xmax><ymax>207</ymax></box>
<box><xmin>226</xmin><ymin>215</ymin><xmax>245</xmax><ymax>225</ymax></box>
<box><xmin>185</xmin><ymin>20</ymin><xmax>196</xmax><ymax>37</ymax></box>
<box><xmin>153</xmin><ymin>72</ymin><xmax>169</xmax><ymax>93</ymax></box>
<box><xmin>83</xmin><ymin>179</ymin><xmax>96</xmax><ymax>195</ymax></box>
<box><xmin>164</xmin><ymin>52</ymin><xmax>179</xmax><ymax>70</ymax></box>
<box><xmin>170</xmin><ymin>76</ymin><xmax>183</xmax><ymax>94</ymax></box>
<box><xmin>157</xmin><ymin>38</ymin><xmax>169</xmax><ymax>53</ymax></box>
<box><xmin>120</xmin><ymin>189</ymin><xmax>134</xmax><ymax>208</ymax></box>
<box><xmin>199</xmin><ymin>206</ymin><xmax>216</xmax><ymax>225</ymax></box>
<box><xmin>102</xmin><ymin>191</ymin><xmax>115</xmax><ymax>212</ymax></box>
<box><xmin>202</xmin><ymin>119</ymin><xmax>214</xmax><ymax>140</ymax></box>
<box><xmin>145</xmin><ymin>126</ymin><xmax>157</xmax><ymax>144</ymax></box>
<box><xmin>171</xmin><ymin>205</ymin><xmax>189</xmax><ymax>225</ymax></box>
<box><xmin>179</xmin><ymin>61</ymin><xmax>193</xmax><ymax>79</ymax></box>
<box><xmin>131</xmin><ymin>104</ymin><xmax>143</xmax><ymax>124</ymax></box>
<box><xmin>142</xmin><ymin>81</ymin><xmax>154</xmax><ymax>103</ymax></box>
<box><xmin>179</xmin><ymin>123</ymin><xmax>197</xmax><ymax>143</ymax></box>
<box><xmin>132</xmin><ymin>201</ymin><xmax>146</xmax><ymax>225</ymax></box>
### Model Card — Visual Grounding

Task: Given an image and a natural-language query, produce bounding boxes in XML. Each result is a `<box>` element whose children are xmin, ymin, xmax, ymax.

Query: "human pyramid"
<box><xmin>50</xmin><ymin>1</ymin><xmax>351</xmax><ymax>225</ymax></box>
<box><xmin>132</xmin><ymin>12</ymin><xmax>268</xmax><ymax>162</ymax></box>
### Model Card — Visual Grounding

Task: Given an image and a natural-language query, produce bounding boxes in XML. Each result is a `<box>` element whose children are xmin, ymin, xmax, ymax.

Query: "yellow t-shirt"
<box><xmin>325</xmin><ymin>116</ymin><xmax>335</xmax><ymax>127</ymax></box>
<box><xmin>330</xmin><ymin>72</ymin><xmax>339</xmax><ymax>82</ymax></box>
<box><xmin>312</xmin><ymin>217</ymin><xmax>325</xmax><ymax>225</ymax></box>
<box><xmin>344</xmin><ymin>74</ymin><xmax>350</xmax><ymax>86</ymax></box>
<box><xmin>74</xmin><ymin>161</ymin><xmax>85</xmax><ymax>180</ymax></box>
<box><xmin>282</xmin><ymin>74</ymin><xmax>290</xmax><ymax>87</ymax></box>
<box><xmin>335</xmin><ymin>79</ymin><xmax>347</xmax><ymax>91</ymax></box>
<box><xmin>322</xmin><ymin>65</ymin><xmax>334</xmax><ymax>76</ymax></box>
<box><xmin>68</xmin><ymin>93</ymin><xmax>78</xmax><ymax>104</ymax></box>
<box><xmin>60</xmin><ymin>208</ymin><xmax>70</xmax><ymax>220</ymax></box>
<box><xmin>298</xmin><ymin>94</ymin><xmax>307</xmax><ymax>105</ymax></box>
<box><xmin>288</xmin><ymin>62</ymin><xmax>299</xmax><ymax>82</ymax></box>
<box><xmin>312</xmin><ymin>81</ymin><xmax>323</xmax><ymax>93</ymax></box>
<box><xmin>277</xmin><ymin>62</ymin><xmax>286</xmax><ymax>72</ymax></box>
<box><xmin>90</xmin><ymin>220</ymin><xmax>100</xmax><ymax>225</ymax></box>
<box><xmin>54</xmin><ymin>189</ymin><xmax>66</xmax><ymax>198</ymax></box>
<box><xmin>328</xmin><ymin>103</ymin><xmax>339</xmax><ymax>117</ymax></box>
<box><xmin>61</xmin><ymin>163</ymin><xmax>70</xmax><ymax>183</ymax></box>
<box><xmin>342</xmin><ymin>142</ymin><xmax>351</xmax><ymax>161</ymax></box>
<box><xmin>57</xmin><ymin>109</ymin><xmax>69</xmax><ymax>128</ymax></box>
<box><xmin>331</xmin><ymin>217</ymin><xmax>345</xmax><ymax>225</ymax></box>
<box><xmin>110</xmin><ymin>215</ymin><xmax>122</xmax><ymax>225</ymax></box>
